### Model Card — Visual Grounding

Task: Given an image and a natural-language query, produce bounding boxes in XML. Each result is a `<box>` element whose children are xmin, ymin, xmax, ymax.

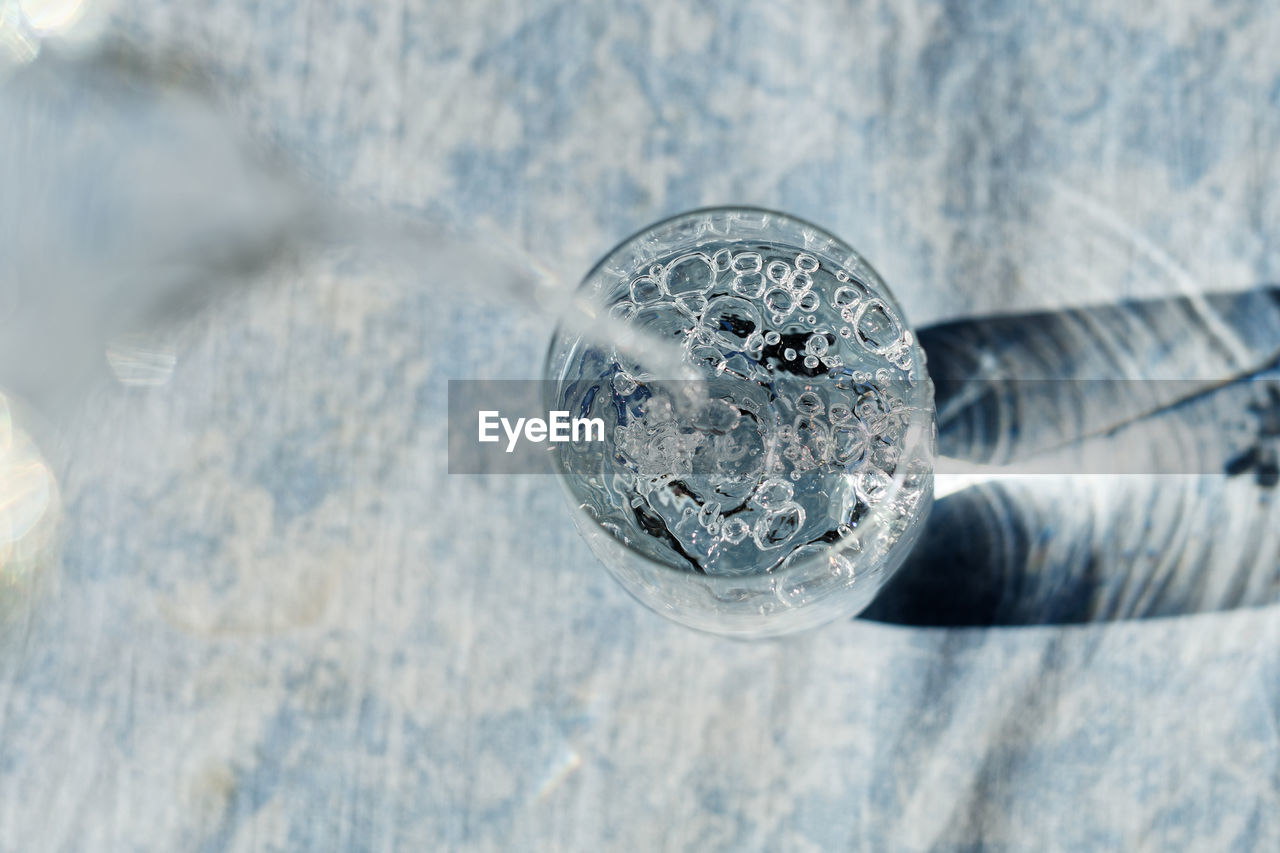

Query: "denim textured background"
<box><xmin>1</xmin><ymin>1</ymin><xmax>1278</xmax><ymax>850</ymax></box>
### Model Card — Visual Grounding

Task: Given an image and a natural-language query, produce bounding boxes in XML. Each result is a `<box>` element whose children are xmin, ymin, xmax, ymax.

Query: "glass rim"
<box><xmin>542</xmin><ymin>205</ymin><xmax>934</xmax><ymax>589</ymax></box>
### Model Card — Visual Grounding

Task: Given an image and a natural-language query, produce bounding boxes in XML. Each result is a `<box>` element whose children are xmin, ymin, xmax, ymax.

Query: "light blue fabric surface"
<box><xmin>1</xmin><ymin>1</ymin><xmax>1278</xmax><ymax>850</ymax></box>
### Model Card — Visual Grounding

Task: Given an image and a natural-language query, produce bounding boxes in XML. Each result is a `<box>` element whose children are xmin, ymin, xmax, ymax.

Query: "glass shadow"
<box><xmin>864</xmin><ymin>286</ymin><xmax>1280</xmax><ymax>626</ymax></box>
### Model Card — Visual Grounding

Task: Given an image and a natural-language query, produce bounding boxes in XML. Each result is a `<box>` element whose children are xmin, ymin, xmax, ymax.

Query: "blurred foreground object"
<box><xmin>0</xmin><ymin>42</ymin><xmax>316</xmax><ymax>417</ymax></box>
<box><xmin>0</xmin><ymin>392</ymin><xmax>58</xmax><ymax>627</ymax></box>
<box><xmin>0</xmin><ymin>0</ymin><xmax>109</xmax><ymax>73</ymax></box>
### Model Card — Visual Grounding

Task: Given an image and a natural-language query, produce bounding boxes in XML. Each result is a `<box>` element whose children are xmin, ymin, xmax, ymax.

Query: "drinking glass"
<box><xmin>545</xmin><ymin>207</ymin><xmax>935</xmax><ymax>637</ymax></box>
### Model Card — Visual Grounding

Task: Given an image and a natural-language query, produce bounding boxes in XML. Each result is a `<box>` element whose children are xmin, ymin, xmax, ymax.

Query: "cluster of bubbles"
<box><xmin>608</xmin><ymin>248</ymin><xmax>916</xmax><ymax>376</ymax></box>
<box><xmin>559</xmin><ymin>242</ymin><xmax>926</xmax><ymax>576</ymax></box>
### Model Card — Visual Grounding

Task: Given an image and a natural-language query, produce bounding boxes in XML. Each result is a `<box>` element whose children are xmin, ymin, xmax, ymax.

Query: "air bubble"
<box><xmin>857</xmin><ymin>467</ymin><xmax>893</xmax><ymax>503</ymax></box>
<box><xmin>712</xmin><ymin>248</ymin><xmax>733</xmax><ymax>271</ymax></box>
<box><xmin>790</xmin><ymin>270</ymin><xmax>813</xmax><ymax>293</ymax></box>
<box><xmin>887</xmin><ymin>330</ymin><xmax>915</xmax><ymax>370</ymax></box>
<box><xmin>664</xmin><ymin>253</ymin><xmax>716</xmax><ymax>296</ymax></box>
<box><xmin>764</xmin><ymin>330</ymin><xmax>781</xmax><ymax>346</ymax></box>
<box><xmin>803</xmin><ymin>355</ymin><xmax>819</xmax><ymax>368</ymax></box>
<box><xmin>732</xmin><ymin>271</ymin><xmax>766</xmax><ymax>299</ymax></box>
<box><xmin>731</xmin><ymin>251</ymin><xmax>763</xmax><ymax>274</ymax></box>
<box><xmin>754</xmin><ymin>479</ymin><xmax>794</xmax><ymax>508</ymax></box>
<box><xmin>855</xmin><ymin>388</ymin><xmax>887</xmax><ymax>423</ymax></box>
<box><xmin>766</xmin><ymin>260</ymin><xmax>791</xmax><ymax>283</ymax></box>
<box><xmin>753</xmin><ymin>503</ymin><xmax>805</xmax><ymax>550</ymax></box>
<box><xmin>798</xmin><ymin>291</ymin><xmax>820</xmax><ymax>312</ymax></box>
<box><xmin>763</xmin><ymin>287</ymin><xmax>794</xmax><ymax>316</ymax></box>
<box><xmin>612</xmin><ymin>371</ymin><xmax>639</xmax><ymax>396</ymax></box>
<box><xmin>698</xmin><ymin>501</ymin><xmax>722</xmax><ymax>528</ymax></box>
<box><xmin>630</xmin><ymin>275</ymin><xmax>663</xmax><ymax>303</ymax></box>
<box><xmin>783</xmin><ymin>347</ymin><xmax>797</xmax><ymax>361</ymax></box>
<box><xmin>828</xmin><ymin>402</ymin><xmax>852</xmax><ymax>423</ymax></box>
<box><xmin>853</xmin><ymin>298</ymin><xmax>904</xmax><ymax>353</ymax></box>
<box><xmin>796</xmin><ymin>391</ymin><xmax>824</xmax><ymax>414</ymax></box>
<box><xmin>702</xmin><ymin>295</ymin><xmax>762</xmax><ymax>351</ymax></box>
<box><xmin>721</xmin><ymin>517</ymin><xmax>750</xmax><ymax>544</ymax></box>
<box><xmin>806</xmin><ymin>315</ymin><xmax>817</xmax><ymax>325</ymax></box>
<box><xmin>794</xmin><ymin>253</ymin><xmax>819</xmax><ymax>273</ymax></box>
<box><xmin>805</xmin><ymin>334</ymin><xmax>829</xmax><ymax>357</ymax></box>
<box><xmin>833</xmin><ymin>286</ymin><xmax>859</xmax><ymax>307</ymax></box>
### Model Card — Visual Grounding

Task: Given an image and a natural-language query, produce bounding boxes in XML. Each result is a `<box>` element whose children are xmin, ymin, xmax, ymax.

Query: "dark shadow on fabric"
<box><xmin>863</xmin><ymin>286</ymin><xmax>1280</xmax><ymax>627</ymax></box>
